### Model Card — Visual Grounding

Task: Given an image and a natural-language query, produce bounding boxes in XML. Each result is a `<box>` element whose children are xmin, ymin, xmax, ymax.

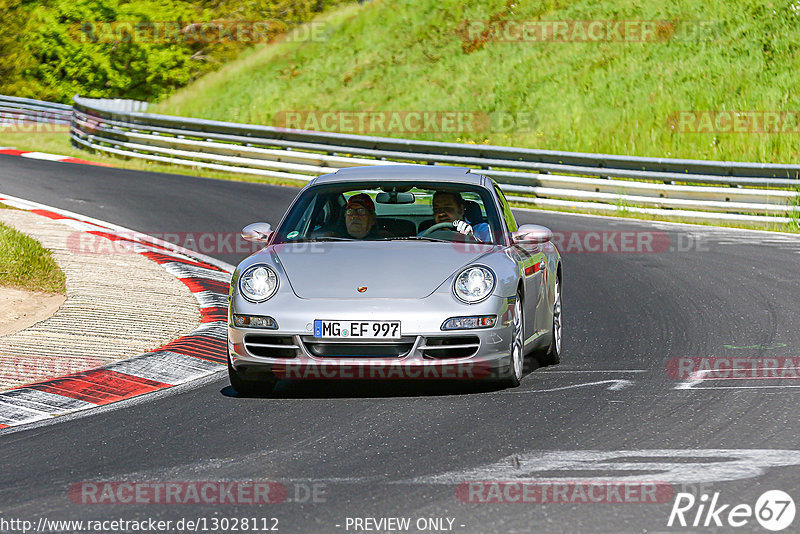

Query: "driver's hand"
<box><xmin>453</xmin><ymin>220</ymin><xmax>473</xmax><ymax>235</ymax></box>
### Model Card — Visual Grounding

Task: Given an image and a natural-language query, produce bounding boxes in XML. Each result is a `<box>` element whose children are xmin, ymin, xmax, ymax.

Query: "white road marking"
<box><xmin>502</xmin><ymin>379</ymin><xmax>633</xmax><ymax>394</ymax></box>
<box><xmin>606</xmin><ymin>380</ymin><xmax>632</xmax><ymax>391</ymax></box>
<box><xmin>19</xmin><ymin>151</ymin><xmax>68</xmax><ymax>161</ymax></box>
<box><xmin>683</xmin><ymin>384</ymin><xmax>800</xmax><ymax>390</ymax></box>
<box><xmin>676</xmin><ymin>368</ymin><xmax>800</xmax><ymax>390</ymax></box>
<box><xmin>537</xmin><ymin>370</ymin><xmax>647</xmax><ymax>373</ymax></box>
<box><xmin>411</xmin><ymin>449</ymin><xmax>800</xmax><ymax>485</ymax></box>
<box><xmin>184</xmin><ymin>449</ymin><xmax>800</xmax><ymax>486</ymax></box>
<box><xmin>674</xmin><ymin>369</ymin><xmax>710</xmax><ymax>390</ymax></box>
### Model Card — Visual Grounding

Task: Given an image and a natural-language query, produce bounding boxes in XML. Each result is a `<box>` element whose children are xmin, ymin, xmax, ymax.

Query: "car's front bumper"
<box><xmin>228</xmin><ymin>294</ymin><xmax>516</xmax><ymax>381</ymax></box>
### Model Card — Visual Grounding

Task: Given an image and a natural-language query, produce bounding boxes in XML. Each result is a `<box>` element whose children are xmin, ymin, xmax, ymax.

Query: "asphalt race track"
<box><xmin>2</xmin><ymin>154</ymin><xmax>800</xmax><ymax>533</ymax></box>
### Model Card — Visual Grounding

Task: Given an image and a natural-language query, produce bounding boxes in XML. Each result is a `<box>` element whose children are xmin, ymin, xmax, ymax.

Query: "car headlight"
<box><xmin>239</xmin><ymin>264</ymin><xmax>279</xmax><ymax>302</ymax></box>
<box><xmin>453</xmin><ymin>265</ymin><xmax>496</xmax><ymax>304</ymax></box>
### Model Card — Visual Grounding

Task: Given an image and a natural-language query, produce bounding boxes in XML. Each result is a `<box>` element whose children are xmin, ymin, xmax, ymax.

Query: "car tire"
<box><xmin>539</xmin><ymin>275</ymin><xmax>562</xmax><ymax>366</ymax></box>
<box><xmin>228</xmin><ymin>353</ymin><xmax>276</xmax><ymax>396</ymax></box>
<box><xmin>501</xmin><ymin>292</ymin><xmax>525</xmax><ymax>388</ymax></box>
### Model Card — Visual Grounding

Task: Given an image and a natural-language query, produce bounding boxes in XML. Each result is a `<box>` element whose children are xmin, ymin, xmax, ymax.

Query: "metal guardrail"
<box><xmin>4</xmin><ymin>94</ymin><xmax>799</xmax><ymax>226</ymax></box>
<box><xmin>0</xmin><ymin>95</ymin><xmax>72</xmax><ymax>126</ymax></box>
<box><xmin>78</xmin><ymin>98</ymin><xmax>150</xmax><ymax>114</ymax></box>
<box><xmin>70</xmin><ymin>96</ymin><xmax>800</xmax><ymax>226</ymax></box>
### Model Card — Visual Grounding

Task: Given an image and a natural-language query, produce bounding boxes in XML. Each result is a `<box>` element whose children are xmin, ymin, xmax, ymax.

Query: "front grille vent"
<box><xmin>300</xmin><ymin>338</ymin><xmax>415</xmax><ymax>358</ymax></box>
<box><xmin>419</xmin><ymin>336</ymin><xmax>480</xmax><ymax>359</ymax></box>
<box><xmin>244</xmin><ymin>335</ymin><xmax>298</xmax><ymax>358</ymax></box>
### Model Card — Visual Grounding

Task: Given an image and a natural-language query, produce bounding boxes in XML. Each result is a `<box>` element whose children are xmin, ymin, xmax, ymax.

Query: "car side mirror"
<box><xmin>241</xmin><ymin>222</ymin><xmax>273</xmax><ymax>242</ymax></box>
<box><xmin>512</xmin><ymin>224</ymin><xmax>553</xmax><ymax>244</ymax></box>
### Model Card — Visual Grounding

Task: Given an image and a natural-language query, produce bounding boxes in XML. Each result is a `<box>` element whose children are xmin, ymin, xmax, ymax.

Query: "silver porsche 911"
<box><xmin>227</xmin><ymin>165</ymin><xmax>562</xmax><ymax>394</ymax></box>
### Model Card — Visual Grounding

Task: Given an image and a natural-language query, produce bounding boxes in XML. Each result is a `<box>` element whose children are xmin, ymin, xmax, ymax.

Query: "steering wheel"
<box><xmin>419</xmin><ymin>222</ymin><xmax>456</xmax><ymax>236</ymax></box>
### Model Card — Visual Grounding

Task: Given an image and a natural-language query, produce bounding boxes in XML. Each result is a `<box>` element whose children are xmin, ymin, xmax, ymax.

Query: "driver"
<box><xmin>427</xmin><ymin>191</ymin><xmax>491</xmax><ymax>242</ymax></box>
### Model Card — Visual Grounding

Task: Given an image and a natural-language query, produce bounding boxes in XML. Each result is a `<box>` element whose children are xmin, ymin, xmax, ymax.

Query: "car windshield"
<box><xmin>273</xmin><ymin>180</ymin><xmax>503</xmax><ymax>245</ymax></box>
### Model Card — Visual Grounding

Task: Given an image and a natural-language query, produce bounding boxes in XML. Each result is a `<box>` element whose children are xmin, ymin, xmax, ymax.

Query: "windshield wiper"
<box><xmin>379</xmin><ymin>236</ymin><xmax>451</xmax><ymax>243</ymax></box>
<box><xmin>283</xmin><ymin>236</ymin><xmax>352</xmax><ymax>243</ymax></box>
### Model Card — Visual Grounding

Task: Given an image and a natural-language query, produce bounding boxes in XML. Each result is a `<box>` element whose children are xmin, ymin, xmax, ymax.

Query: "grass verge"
<box><xmin>0</xmin><ymin>220</ymin><xmax>66</xmax><ymax>293</ymax></box>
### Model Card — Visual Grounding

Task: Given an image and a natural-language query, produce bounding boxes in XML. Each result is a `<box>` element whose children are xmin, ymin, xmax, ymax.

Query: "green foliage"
<box><xmin>0</xmin><ymin>0</ymin><xmax>33</xmax><ymax>95</ymax></box>
<box><xmin>1</xmin><ymin>0</ymin><xmax>341</xmax><ymax>103</ymax></box>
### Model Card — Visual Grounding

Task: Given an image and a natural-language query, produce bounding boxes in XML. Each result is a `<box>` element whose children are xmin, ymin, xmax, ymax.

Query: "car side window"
<box><xmin>493</xmin><ymin>184</ymin><xmax>518</xmax><ymax>233</ymax></box>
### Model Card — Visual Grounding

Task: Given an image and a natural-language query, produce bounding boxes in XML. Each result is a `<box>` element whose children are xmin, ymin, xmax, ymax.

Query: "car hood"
<box><xmin>274</xmin><ymin>241</ymin><xmax>493</xmax><ymax>299</ymax></box>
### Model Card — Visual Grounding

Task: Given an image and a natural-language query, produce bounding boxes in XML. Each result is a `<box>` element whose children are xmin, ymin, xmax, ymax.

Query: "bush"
<box><xmin>0</xmin><ymin>0</ymin><xmax>342</xmax><ymax>103</ymax></box>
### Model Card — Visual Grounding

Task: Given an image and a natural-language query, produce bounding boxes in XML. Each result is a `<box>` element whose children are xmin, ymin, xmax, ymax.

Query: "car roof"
<box><xmin>312</xmin><ymin>164</ymin><xmax>486</xmax><ymax>185</ymax></box>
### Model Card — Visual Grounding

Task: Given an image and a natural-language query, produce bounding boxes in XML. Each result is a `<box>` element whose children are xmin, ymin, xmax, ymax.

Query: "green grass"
<box><xmin>0</xmin><ymin>222</ymin><xmax>66</xmax><ymax>293</ymax></box>
<box><xmin>154</xmin><ymin>0</ymin><xmax>800</xmax><ymax>164</ymax></box>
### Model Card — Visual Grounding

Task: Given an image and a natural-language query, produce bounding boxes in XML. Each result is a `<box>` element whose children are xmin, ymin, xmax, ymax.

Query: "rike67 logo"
<box><xmin>668</xmin><ymin>490</ymin><xmax>796</xmax><ymax>531</ymax></box>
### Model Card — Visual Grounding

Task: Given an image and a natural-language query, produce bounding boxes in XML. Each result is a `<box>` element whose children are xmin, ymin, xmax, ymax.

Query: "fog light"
<box><xmin>441</xmin><ymin>315</ymin><xmax>497</xmax><ymax>330</ymax></box>
<box><xmin>233</xmin><ymin>314</ymin><xmax>277</xmax><ymax>329</ymax></box>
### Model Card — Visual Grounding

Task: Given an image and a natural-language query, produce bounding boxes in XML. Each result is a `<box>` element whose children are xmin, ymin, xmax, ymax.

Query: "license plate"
<box><xmin>314</xmin><ymin>320</ymin><xmax>401</xmax><ymax>339</ymax></box>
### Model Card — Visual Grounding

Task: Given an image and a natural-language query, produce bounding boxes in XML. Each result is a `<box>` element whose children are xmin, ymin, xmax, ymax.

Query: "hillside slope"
<box><xmin>156</xmin><ymin>0</ymin><xmax>800</xmax><ymax>163</ymax></box>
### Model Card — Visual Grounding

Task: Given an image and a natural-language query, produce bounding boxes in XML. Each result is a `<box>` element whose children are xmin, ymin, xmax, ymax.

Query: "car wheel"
<box><xmin>228</xmin><ymin>353</ymin><xmax>275</xmax><ymax>396</ymax></box>
<box><xmin>540</xmin><ymin>275</ymin><xmax>562</xmax><ymax>366</ymax></box>
<box><xmin>502</xmin><ymin>292</ymin><xmax>525</xmax><ymax>388</ymax></box>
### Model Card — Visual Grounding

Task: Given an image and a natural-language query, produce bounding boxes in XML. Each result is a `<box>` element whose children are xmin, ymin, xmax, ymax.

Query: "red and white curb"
<box><xmin>0</xmin><ymin>193</ymin><xmax>234</xmax><ymax>430</ymax></box>
<box><xmin>0</xmin><ymin>147</ymin><xmax>112</xmax><ymax>167</ymax></box>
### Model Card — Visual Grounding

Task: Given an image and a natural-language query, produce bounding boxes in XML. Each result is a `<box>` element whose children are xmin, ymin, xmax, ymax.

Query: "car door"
<box><xmin>492</xmin><ymin>184</ymin><xmax>547</xmax><ymax>346</ymax></box>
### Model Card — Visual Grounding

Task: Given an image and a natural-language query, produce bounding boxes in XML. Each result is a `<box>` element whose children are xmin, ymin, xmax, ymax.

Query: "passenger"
<box><xmin>343</xmin><ymin>193</ymin><xmax>380</xmax><ymax>239</ymax></box>
<box><xmin>429</xmin><ymin>191</ymin><xmax>491</xmax><ymax>242</ymax></box>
